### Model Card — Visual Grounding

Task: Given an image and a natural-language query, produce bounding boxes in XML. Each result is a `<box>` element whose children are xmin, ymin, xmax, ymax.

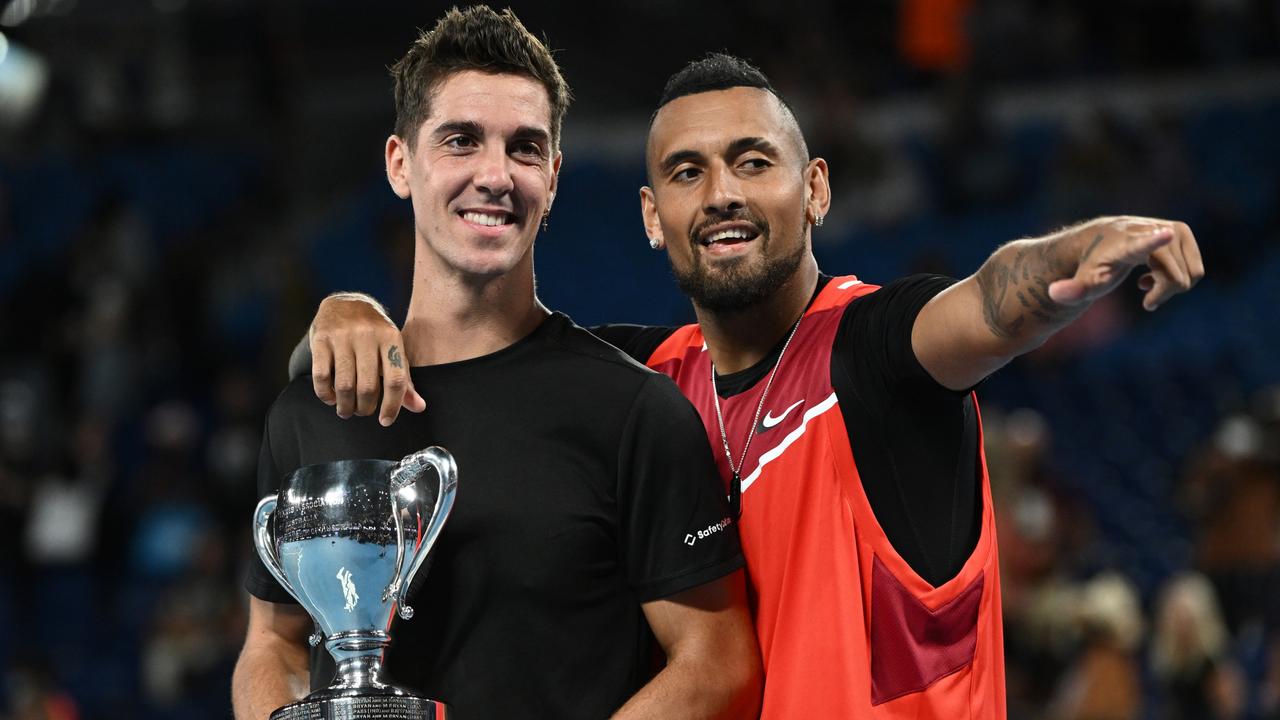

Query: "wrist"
<box><xmin>320</xmin><ymin>291</ymin><xmax>393</xmax><ymax>323</ymax></box>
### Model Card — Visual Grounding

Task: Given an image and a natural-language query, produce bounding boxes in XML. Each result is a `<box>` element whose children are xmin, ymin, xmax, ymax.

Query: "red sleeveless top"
<box><xmin>647</xmin><ymin>277</ymin><xmax>1006</xmax><ymax>718</ymax></box>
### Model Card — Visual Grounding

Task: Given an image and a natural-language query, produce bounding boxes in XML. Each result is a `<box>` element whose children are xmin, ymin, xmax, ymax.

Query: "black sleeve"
<box><xmin>589</xmin><ymin>324</ymin><xmax>679</xmax><ymax>364</ymax></box>
<box><xmin>244</xmin><ymin>412</ymin><xmax>301</xmax><ymax>604</ymax></box>
<box><xmin>288</xmin><ymin>333</ymin><xmax>310</xmax><ymax>381</ymax></box>
<box><xmin>833</xmin><ymin>274</ymin><xmax>982</xmax><ymax>588</ymax></box>
<box><xmin>616</xmin><ymin>374</ymin><xmax>745</xmax><ymax>602</ymax></box>
<box><xmin>835</xmin><ymin>274</ymin><xmax>959</xmax><ymax>389</ymax></box>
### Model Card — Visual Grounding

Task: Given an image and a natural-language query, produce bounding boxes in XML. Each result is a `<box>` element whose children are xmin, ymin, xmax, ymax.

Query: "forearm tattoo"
<box><xmin>388</xmin><ymin>345</ymin><xmax>403</xmax><ymax>369</ymax></box>
<box><xmin>974</xmin><ymin>235</ymin><xmax>1092</xmax><ymax>339</ymax></box>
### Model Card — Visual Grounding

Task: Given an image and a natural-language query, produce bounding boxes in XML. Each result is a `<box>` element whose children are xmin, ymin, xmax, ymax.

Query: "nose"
<box><xmin>473</xmin><ymin>144</ymin><xmax>515</xmax><ymax>197</ymax></box>
<box><xmin>703</xmin><ymin>163</ymin><xmax>745</xmax><ymax>216</ymax></box>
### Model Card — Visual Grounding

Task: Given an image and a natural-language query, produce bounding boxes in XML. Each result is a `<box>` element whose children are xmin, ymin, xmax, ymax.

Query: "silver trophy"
<box><xmin>252</xmin><ymin>447</ymin><xmax>458</xmax><ymax>719</ymax></box>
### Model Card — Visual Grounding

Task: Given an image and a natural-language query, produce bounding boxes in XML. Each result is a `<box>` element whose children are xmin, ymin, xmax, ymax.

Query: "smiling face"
<box><xmin>641</xmin><ymin>86</ymin><xmax>829</xmax><ymax>313</ymax></box>
<box><xmin>386</xmin><ymin>69</ymin><xmax>560</xmax><ymax>283</ymax></box>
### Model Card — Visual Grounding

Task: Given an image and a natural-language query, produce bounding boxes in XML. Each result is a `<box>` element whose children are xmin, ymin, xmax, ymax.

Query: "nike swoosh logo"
<box><xmin>759</xmin><ymin>399</ymin><xmax>805</xmax><ymax>430</ymax></box>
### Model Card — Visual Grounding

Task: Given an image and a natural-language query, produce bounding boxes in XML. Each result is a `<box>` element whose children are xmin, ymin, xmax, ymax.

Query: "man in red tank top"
<box><xmin>298</xmin><ymin>54</ymin><xmax>1205</xmax><ymax>719</ymax></box>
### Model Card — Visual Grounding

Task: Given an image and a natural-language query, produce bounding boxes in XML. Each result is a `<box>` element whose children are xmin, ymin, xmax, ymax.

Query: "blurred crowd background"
<box><xmin>0</xmin><ymin>0</ymin><xmax>1278</xmax><ymax>718</ymax></box>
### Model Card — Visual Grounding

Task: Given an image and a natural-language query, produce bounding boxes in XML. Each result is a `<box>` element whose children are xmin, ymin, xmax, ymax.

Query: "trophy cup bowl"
<box><xmin>253</xmin><ymin>447</ymin><xmax>458</xmax><ymax>720</ymax></box>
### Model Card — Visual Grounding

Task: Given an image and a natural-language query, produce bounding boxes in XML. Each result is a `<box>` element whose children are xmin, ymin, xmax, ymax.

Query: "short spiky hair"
<box><xmin>647</xmin><ymin>52</ymin><xmax>809</xmax><ymax>180</ymax></box>
<box><xmin>390</xmin><ymin>5</ymin><xmax>571</xmax><ymax>150</ymax></box>
<box><xmin>656</xmin><ymin>52</ymin><xmax>797</xmax><ymax>119</ymax></box>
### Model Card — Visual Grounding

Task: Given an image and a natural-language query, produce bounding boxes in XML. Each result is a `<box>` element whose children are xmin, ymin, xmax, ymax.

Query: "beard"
<box><xmin>671</xmin><ymin>217</ymin><xmax>808</xmax><ymax>313</ymax></box>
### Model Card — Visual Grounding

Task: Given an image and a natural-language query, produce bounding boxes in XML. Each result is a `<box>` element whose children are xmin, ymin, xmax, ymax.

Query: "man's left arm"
<box><xmin>611</xmin><ymin>374</ymin><xmax>762</xmax><ymax>718</ymax></box>
<box><xmin>611</xmin><ymin>570</ymin><xmax>762</xmax><ymax>720</ymax></box>
<box><xmin>914</xmin><ymin>216</ymin><xmax>1204</xmax><ymax>390</ymax></box>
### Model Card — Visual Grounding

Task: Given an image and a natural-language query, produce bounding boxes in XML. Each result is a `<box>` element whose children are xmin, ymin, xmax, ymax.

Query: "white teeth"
<box><xmin>463</xmin><ymin>211</ymin><xmax>510</xmax><ymax>226</ymax></box>
<box><xmin>705</xmin><ymin>227</ymin><xmax>754</xmax><ymax>243</ymax></box>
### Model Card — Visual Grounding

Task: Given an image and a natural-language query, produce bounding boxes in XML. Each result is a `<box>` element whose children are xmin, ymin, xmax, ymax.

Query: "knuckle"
<box><xmin>312</xmin><ymin>368</ymin><xmax>332</xmax><ymax>383</ymax></box>
<box><xmin>334</xmin><ymin>379</ymin><xmax>355</xmax><ymax>394</ymax></box>
<box><xmin>357</xmin><ymin>381</ymin><xmax>379</xmax><ymax>397</ymax></box>
<box><xmin>384</xmin><ymin>376</ymin><xmax>407</xmax><ymax>391</ymax></box>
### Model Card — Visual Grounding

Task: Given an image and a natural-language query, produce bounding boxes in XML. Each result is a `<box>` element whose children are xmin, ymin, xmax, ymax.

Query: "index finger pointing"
<box><xmin>1119</xmin><ymin>226</ymin><xmax>1175</xmax><ymax>266</ymax></box>
<box><xmin>1179</xmin><ymin>223</ymin><xmax>1205</xmax><ymax>284</ymax></box>
<box><xmin>1134</xmin><ymin>225</ymin><xmax>1175</xmax><ymax>249</ymax></box>
<box><xmin>379</xmin><ymin>343</ymin><xmax>409</xmax><ymax>427</ymax></box>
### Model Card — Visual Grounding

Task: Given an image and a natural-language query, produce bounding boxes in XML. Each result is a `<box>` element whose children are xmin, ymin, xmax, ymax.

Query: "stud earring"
<box><xmin>649</xmin><ymin>238</ymin><xmax>662</xmax><ymax>250</ymax></box>
<box><xmin>814</xmin><ymin>214</ymin><xmax>824</xmax><ymax>228</ymax></box>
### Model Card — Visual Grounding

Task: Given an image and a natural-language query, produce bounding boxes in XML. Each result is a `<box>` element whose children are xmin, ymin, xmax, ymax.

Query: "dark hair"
<box><xmin>648</xmin><ymin>52</ymin><xmax>809</xmax><ymax>175</ymax></box>
<box><xmin>390</xmin><ymin>5</ymin><xmax>571</xmax><ymax>150</ymax></box>
<box><xmin>656</xmin><ymin>52</ymin><xmax>796</xmax><ymax>117</ymax></box>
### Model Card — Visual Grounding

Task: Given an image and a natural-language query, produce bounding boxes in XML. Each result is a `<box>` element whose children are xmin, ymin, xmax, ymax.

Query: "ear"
<box><xmin>639</xmin><ymin>186</ymin><xmax>664</xmax><ymax>249</ymax></box>
<box><xmin>547</xmin><ymin>150</ymin><xmax>563</xmax><ymax>215</ymax></box>
<box><xmin>804</xmin><ymin>157</ymin><xmax>831</xmax><ymax>224</ymax></box>
<box><xmin>386</xmin><ymin>135</ymin><xmax>412</xmax><ymax>199</ymax></box>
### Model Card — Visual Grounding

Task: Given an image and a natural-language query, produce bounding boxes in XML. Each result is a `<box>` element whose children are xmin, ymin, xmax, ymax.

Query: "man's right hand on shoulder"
<box><xmin>308</xmin><ymin>292</ymin><xmax>425</xmax><ymax>427</ymax></box>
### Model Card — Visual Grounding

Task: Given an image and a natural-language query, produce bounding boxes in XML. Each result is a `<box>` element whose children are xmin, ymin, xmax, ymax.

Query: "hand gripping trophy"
<box><xmin>253</xmin><ymin>447</ymin><xmax>458</xmax><ymax>719</ymax></box>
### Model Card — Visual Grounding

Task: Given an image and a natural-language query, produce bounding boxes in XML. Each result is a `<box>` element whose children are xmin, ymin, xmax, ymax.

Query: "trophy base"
<box><xmin>270</xmin><ymin>694</ymin><xmax>446</xmax><ymax>720</ymax></box>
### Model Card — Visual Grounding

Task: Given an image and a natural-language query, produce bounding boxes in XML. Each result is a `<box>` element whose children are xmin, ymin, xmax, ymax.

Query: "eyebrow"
<box><xmin>657</xmin><ymin>136</ymin><xmax>783</xmax><ymax>177</ymax></box>
<box><xmin>658</xmin><ymin>149</ymin><xmax>704</xmax><ymax>176</ymax></box>
<box><xmin>430</xmin><ymin>120</ymin><xmax>484</xmax><ymax>140</ymax></box>
<box><xmin>429</xmin><ymin>120</ymin><xmax>551</xmax><ymax>148</ymax></box>
<box><xmin>727</xmin><ymin>136</ymin><xmax>781</xmax><ymax>158</ymax></box>
<box><xmin>510</xmin><ymin>125</ymin><xmax>552</xmax><ymax>148</ymax></box>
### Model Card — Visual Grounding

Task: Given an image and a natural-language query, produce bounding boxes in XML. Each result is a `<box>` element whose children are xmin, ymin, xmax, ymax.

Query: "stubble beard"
<box><xmin>671</xmin><ymin>220</ymin><xmax>808</xmax><ymax>313</ymax></box>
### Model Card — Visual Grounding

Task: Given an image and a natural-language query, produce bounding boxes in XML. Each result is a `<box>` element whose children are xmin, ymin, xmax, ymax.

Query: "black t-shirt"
<box><xmin>249</xmin><ymin>312</ymin><xmax>743</xmax><ymax>718</ymax></box>
<box><xmin>593</xmin><ymin>274</ymin><xmax>979</xmax><ymax>588</ymax></box>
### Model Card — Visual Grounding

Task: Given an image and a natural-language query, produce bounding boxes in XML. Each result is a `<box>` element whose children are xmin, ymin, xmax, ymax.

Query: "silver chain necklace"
<box><xmin>711</xmin><ymin>314</ymin><xmax>804</xmax><ymax>517</ymax></box>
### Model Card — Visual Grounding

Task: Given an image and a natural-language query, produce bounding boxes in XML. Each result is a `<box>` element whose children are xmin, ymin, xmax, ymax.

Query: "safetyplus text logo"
<box><xmin>684</xmin><ymin>517</ymin><xmax>733</xmax><ymax>546</ymax></box>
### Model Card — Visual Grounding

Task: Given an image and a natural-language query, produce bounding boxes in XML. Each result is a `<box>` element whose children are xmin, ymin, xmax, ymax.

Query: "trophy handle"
<box><xmin>252</xmin><ymin>495</ymin><xmax>302</xmax><ymax>604</ymax></box>
<box><xmin>389</xmin><ymin>446</ymin><xmax>459</xmax><ymax>620</ymax></box>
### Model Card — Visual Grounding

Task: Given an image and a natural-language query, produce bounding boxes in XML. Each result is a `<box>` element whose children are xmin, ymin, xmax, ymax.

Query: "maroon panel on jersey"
<box><xmin>869</xmin><ymin>555</ymin><xmax>983</xmax><ymax>705</ymax></box>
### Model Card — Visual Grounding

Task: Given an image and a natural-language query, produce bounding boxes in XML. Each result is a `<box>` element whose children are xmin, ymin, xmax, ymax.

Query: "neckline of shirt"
<box><xmin>407</xmin><ymin>311</ymin><xmax>565</xmax><ymax>377</ymax></box>
<box><xmin>713</xmin><ymin>275</ymin><xmax>833</xmax><ymax>399</ymax></box>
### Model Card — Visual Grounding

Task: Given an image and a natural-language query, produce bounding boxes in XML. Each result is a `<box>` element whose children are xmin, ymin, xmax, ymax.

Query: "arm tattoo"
<box><xmin>975</xmin><ymin>239</ymin><xmax>1076</xmax><ymax>339</ymax></box>
<box><xmin>387</xmin><ymin>345</ymin><xmax>403</xmax><ymax>369</ymax></box>
<box><xmin>1079</xmin><ymin>232</ymin><xmax>1104</xmax><ymax>263</ymax></box>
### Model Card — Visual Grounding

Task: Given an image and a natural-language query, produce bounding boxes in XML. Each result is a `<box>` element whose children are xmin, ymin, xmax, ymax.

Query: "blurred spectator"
<box><xmin>1151</xmin><ymin>572</ymin><xmax>1246</xmax><ymax>720</ymax></box>
<box><xmin>141</xmin><ymin>527</ymin><xmax>243</xmax><ymax>712</ymax></box>
<box><xmin>4</xmin><ymin>662</ymin><xmax>79</xmax><ymax>720</ymax></box>
<box><xmin>1183</xmin><ymin>412</ymin><xmax>1280</xmax><ymax>634</ymax></box>
<box><xmin>991</xmin><ymin>408</ymin><xmax>1101</xmax><ymax>718</ymax></box>
<box><xmin>1047</xmin><ymin>573</ymin><xmax>1145</xmax><ymax>720</ymax></box>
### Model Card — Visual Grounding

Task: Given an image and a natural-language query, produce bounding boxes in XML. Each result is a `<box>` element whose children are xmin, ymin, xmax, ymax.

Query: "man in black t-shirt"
<box><xmin>292</xmin><ymin>54</ymin><xmax>1205</xmax><ymax>714</ymax></box>
<box><xmin>232</xmin><ymin>12</ymin><xmax>761</xmax><ymax>720</ymax></box>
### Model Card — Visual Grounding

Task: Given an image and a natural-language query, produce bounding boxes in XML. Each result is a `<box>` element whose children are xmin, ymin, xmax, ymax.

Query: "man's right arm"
<box><xmin>231</xmin><ymin>597</ymin><xmax>313</xmax><ymax>720</ymax></box>
<box><xmin>294</xmin><ymin>294</ymin><xmax>675</xmax><ymax>425</ymax></box>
